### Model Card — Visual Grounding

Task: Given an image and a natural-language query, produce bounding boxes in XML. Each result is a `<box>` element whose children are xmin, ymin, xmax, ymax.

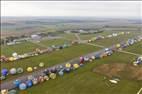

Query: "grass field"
<box><xmin>1</xmin><ymin>38</ymin><xmax>71</xmax><ymax>57</ymax></box>
<box><xmin>1</xmin><ymin>31</ymin><xmax>142</xmax><ymax>94</ymax></box>
<box><xmin>60</xmin><ymin>33</ymin><xmax>77</xmax><ymax>40</ymax></box>
<box><xmin>1</xmin><ymin>42</ymin><xmax>44</xmax><ymax>56</ymax></box>
<box><xmin>22</xmin><ymin>52</ymin><xmax>141</xmax><ymax>94</ymax></box>
<box><xmin>123</xmin><ymin>41</ymin><xmax>142</xmax><ymax>55</ymax></box>
<box><xmin>39</xmin><ymin>38</ymin><xmax>71</xmax><ymax>47</ymax></box>
<box><xmin>16</xmin><ymin>41</ymin><xmax>142</xmax><ymax>94</ymax></box>
<box><xmin>92</xmin><ymin>32</ymin><xmax>141</xmax><ymax>47</ymax></box>
<box><xmin>1</xmin><ymin>44</ymin><xmax>100</xmax><ymax>81</ymax></box>
<box><xmin>79</xmin><ymin>31</ymin><xmax>118</xmax><ymax>40</ymax></box>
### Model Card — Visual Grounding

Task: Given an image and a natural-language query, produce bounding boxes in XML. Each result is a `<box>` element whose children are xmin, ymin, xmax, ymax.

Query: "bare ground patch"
<box><xmin>93</xmin><ymin>63</ymin><xmax>142</xmax><ymax>80</ymax></box>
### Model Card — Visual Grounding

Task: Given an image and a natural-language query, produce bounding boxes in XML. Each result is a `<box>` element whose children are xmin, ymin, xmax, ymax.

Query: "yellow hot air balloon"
<box><xmin>39</xmin><ymin>62</ymin><xmax>45</xmax><ymax>67</ymax></box>
<box><xmin>65</xmin><ymin>63</ymin><xmax>71</xmax><ymax>68</ymax></box>
<box><xmin>27</xmin><ymin>67</ymin><xmax>33</xmax><ymax>72</ymax></box>
<box><xmin>116</xmin><ymin>44</ymin><xmax>121</xmax><ymax>48</ymax></box>
<box><xmin>49</xmin><ymin>73</ymin><xmax>56</xmax><ymax>79</ymax></box>
<box><xmin>9</xmin><ymin>57</ymin><xmax>15</xmax><ymax>61</ymax></box>
<box><xmin>1</xmin><ymin>89</ymin><xmax>8</xmax><ymax>94</ymax></box>
<box><xmin>73</xmin><ymin>64</ymin><xmax>79</xmax><ymax>69</ymax></box>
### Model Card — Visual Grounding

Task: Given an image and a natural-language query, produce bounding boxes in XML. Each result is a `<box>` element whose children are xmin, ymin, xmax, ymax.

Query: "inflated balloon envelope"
<box><xmin>65</xmin><ymin>63</ymin><xmax>71</xmax><ymax>68</ymax></box>
<box><xmin>49</xmin><ymin>73</ymin><xmax>56</xmax><ymax>79</ymax></box>
<box><xmin>64</xmin><ymin>68</ymin><xmax>71</xmax><ymax>73</ymax></box>
<box><xmin>26</xmin><ymin>80</ymin><xmax>33</xmax><ymax>87</ymax></box>
<box><xmin>73</xmin><ymin>64</ymin><xmax>79</xmax><ymax>69</ymax></box>
<box><xmin>58</xmin><ymin>71</ymin><xmax>64</xmax><ymax>76</ymax></box>
<box><xmin>1</xmin><ymin>89</ymin><xmax>8</xmax><ymax>94</ymax></box>
<box><xmin>44</xmin><ymin>75</ymin><xmax>49</xmax><ymax>81</ymax></box>
<box><xmin>27</xmin><ymin>67</ymin><xmax>33</xmax><ymax>72</ymax></box>
<box><xmin>39</xmin><ymin>62</ymin><xmax>45</xmax><ymax>67</ymax></box>
<box><xmin>10</xmin><ymin>68</ymin><xmax>17</xmax><ymax>75</ymax></box>
<box><xmin>1</xmin><ymin>68</ymin><xmax>8</xmax><ymax>76</ymax></box>
<box><xmin>19</xmin><ymin>83</ymin><xmax>27</xmax><ymax>90</ymax></box>
<box><xmin>17</xmin><ymin>68</ymin><xmax>24</xmax><ymax>74</ymax></box>
<box><xmin>8</xmin><ymin>89</ymin><xmax>17</xmax><ymax>94</ymax></box>
<box><xmin>9</xmin><ymin>57</ymin><xmax>15</xmax><ymax>61</ymax></box>
<box><xmin>116</xmin><ymin>44</ymin><xmax>121</xmax><ymax>48</ymax></box>
<box><xmin>13</xmin><ymin>79</ymin><xmax>21</xmax><ymax>88</ymax></box>
<box><xmin>32</xmin><ymin>78</ymin><xmax>38</xmax><ymax>85</ymax></box>
<box><xmin>0</xmin><ymin>76</ymin><xmax>6</xmax><ymax>80</ymax></box>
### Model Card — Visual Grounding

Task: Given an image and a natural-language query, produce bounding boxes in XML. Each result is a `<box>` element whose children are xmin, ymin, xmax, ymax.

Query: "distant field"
<box><xmin>1</xmin><ymin>44</ymin><xmax>100</xmax><ymax>81</ymax></box>
<box><xmin>39</xmin><ymin>38</ymin><xmax>71</xmax><ymax>47</ymax></box>
<box><xmin>1</xmin><ymin>42</ymin><xmax>44</xmax><ymax>56</ymax></box>
<box><xmin>79</xmin><ymin>31</ymin><xmax>121</xmax><ymax>40</ymax></box>
<box><xmin>92</xmin><ymin>32</ymin><xmax>141</xmax><ymax>47</ymax></box>
<box><xmin>60</xmin><ymin>33</ymin><xmax>77</xmax><ymax>40</ymax></box>
<box><xmin>1</xmin><ymin>38</ymin><xmax>71</xmax><ymax>57</ymax></box>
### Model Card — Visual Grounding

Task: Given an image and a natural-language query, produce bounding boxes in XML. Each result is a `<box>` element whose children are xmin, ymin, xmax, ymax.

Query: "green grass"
<box><xmin>92</xmin><ymin>32</ymin><xmax>140</xmax><ymax>47</ymax></box>
<box><xmin>23</xmin><ymin>52</ymin><xmax>141</xmax><ymax>94</ymax></box>
<box><xmin>60</xmin><ymin>33</ymin><xmax>77</xmax><ymax>40</ymax></box>
<box><xmin>1</xmin><ymin>32</ymin><xmax>141</xmax><ymax>94</ymax></box>
<box><xmin>79</xmin><ymin>31</ymin><xmax>118</xmax><ymax>40</ymax></box>
<box><xmin>1</xmin><ymin>39</ymin><xmax>71</xmax><ymax>57</ymax></box>
<box><xmin>1</xmin><ymin>44</ymin><xmax>100</xmax><ymax>81</ymax></box>
<box><xmin>123</xmin><ymin>41</ymin><xmax>142</xmax><ymax>54</ymax></box>
<box><xmin>1</xmin><ymin>42</ymin><xmax>44</xmax><ymax>56</ymax></box>
<box><xmin>39</xmin><ymin>39</ymin><xmax>71</xmax><ymax>47</ymax></box>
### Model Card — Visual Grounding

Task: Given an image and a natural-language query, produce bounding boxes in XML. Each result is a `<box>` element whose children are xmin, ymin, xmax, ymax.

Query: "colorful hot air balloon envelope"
<box><xmin>32</xmin><ymin>78</ymin><xmax>38</xmax><ymax>85</ymax></box>
<box><xmin>80</xmin><ymin>57</ymin><xmax>84</xmax><ymax>64</ymax></box>
<box><xmin>10</xmin><ymin>68</ymin><xmax>17</xmax><ymax>75</ymax></box>
<box><xmin>8</xmin><ymin>89</ymin><xmax>17</xmax><ymax>94</ymax></box>
<box><xmin>19</xmin><ymin>83</ymin><xmax>27</xmax><ymax>90</ymax></box>
<box><xmin>91</xmin><ymin>56</ymin><xmax>95</xmax><ymax>60</ymax></box>
<box><xmin>33</xmin><ymin>66</ymin><xmax>38</xmax><ymax>70</ymax></box>
<box><xmin>38</xmin><ymin>76</ymin><xmax>44</xmax><ymax>83</ymax></box>
<box><xmin>65</xmin><ymin>68</ymin><xmax>71</xmax><ymax>73</ymax></box>
<box><xmin>49</xmin><ymin>73</ymin><xmax>56</xmax><ymax>79</ymax></box>
<box><xmin>65</xmin><ymin>63</ymin><xmax>71</xmax><ymax>68</ymax></box>
<box><xmin>13</xmin><ymin>79</ymin><xmax>21</xmax><ymax>88</ymax></box>
<box><xmin>1</xmin><ymin>89</ymin><xmax>8</xmax><ymax>94</ymax></box>
<box><xmin>17</xmin><ymin>68</ymin><xmax>24</xmax><ymax>74</ymax></box>
<box><xmin>12</xmin><ymin>52</ymin><xmax>18</xmax><ymax>57</ymax></box>
<box><xmin>50</xmin><ymin>68</ymin><xmax>57</xmax><ymax>73</ymax></box>
<box><xmin>39</xmin><ymin>62</ymin><xmax>45</xmax><ymax>68</ymax></box>
<box><xmin>58</xmin><ymin>71</ymin><xmax>64</xmax><ymax>76</ymax></box>
<box><xmin>116</xmin><ymin>44</ymin><xmax>121</xmax><ymax>48</ymax></box>
<box><xmin>43</xmin><ymin>69</ymin><xmax>50</xmax><ymax>76</ymax></box>
<box><xmin>0</xmin><ymin>76</ymin><xmax>6</xmax><ymax>80</ymax></box>
<box><xmin>73</xmin><ymin>64</ymin><xmax>79</xmax><ymax>69</ymax></box>
<box><xmin>44</xmin><ymin>75</ymin><xmax>49</xmax><ymax>81</ymax></box>
<box><xmin>26</xmin><ymin>80</ymin><xmax>33</xmax><ymax>87</ymax></box>
<box><xmin>27</xmin><ymin>67</ymin><xmax>33</xmax><ymax>72</ymax></box>
<box><xmin>27</xmin><ymin>75</ymin><xmax>34</xmax><ymax>80</ymax></box>
<box><xmin>1</xmin><ymin>69</ymin><xmax>8</xmax><ymax>76</ymax></box>
<box><xmin>9</xmin><ymin>57</ymin><xmax>15</xmax><ymax>61</ymax></box>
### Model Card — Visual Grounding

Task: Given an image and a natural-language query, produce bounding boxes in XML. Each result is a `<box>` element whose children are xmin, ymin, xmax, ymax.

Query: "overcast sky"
<box><xmin>1</xmin><ymin>1</ymin><xmax>142</xmax><ymax>18</ymax></box>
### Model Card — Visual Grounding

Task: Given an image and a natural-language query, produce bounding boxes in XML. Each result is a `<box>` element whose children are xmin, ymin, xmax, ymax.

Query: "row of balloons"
<box><xmin>1</xmin><ymin>62</ymin><xmax>45</xmax><ymax>80</ymax></box>
<box><xmin>0</xmin><ymin>43</ymin><xmax>73</xmax><ymax>63</ymax></box>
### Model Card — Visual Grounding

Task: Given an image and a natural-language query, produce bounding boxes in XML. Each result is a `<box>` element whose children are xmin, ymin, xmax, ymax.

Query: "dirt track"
<box><xmin>93</xmin><ymin>63</ymin><xmax>142</xmax><ymax>80</ymax></box>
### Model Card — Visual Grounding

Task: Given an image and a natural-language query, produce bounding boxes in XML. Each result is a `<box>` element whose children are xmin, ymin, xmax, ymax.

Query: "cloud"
<box><xmin>1</xmin><ymin>1</ymin><xmax>141</xmax><ymax>18</ymax></box>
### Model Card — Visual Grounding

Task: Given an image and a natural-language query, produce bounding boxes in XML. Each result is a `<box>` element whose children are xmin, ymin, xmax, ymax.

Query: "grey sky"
<box><xmin>1</xmin><ymin>1</ymin><xmax>142</xmax><ymax>18</ymax></box>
